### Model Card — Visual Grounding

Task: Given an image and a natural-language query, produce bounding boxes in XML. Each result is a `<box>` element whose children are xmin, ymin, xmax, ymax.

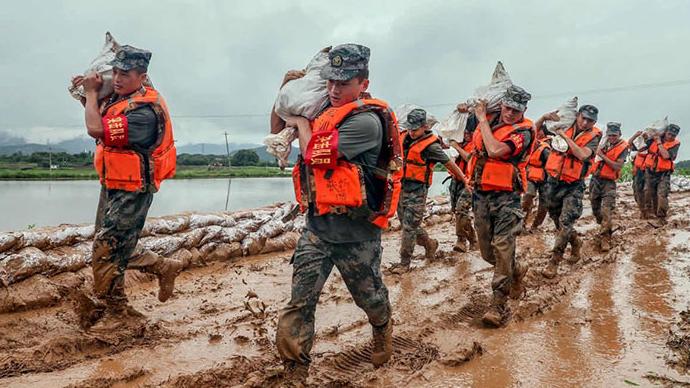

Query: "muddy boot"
<box><xmin>567</xmin><ymin>235</ymin><xmax>582</xmax><ymax>264</ymax></box>
<box><xmin>388</xmin><ymin>254</ymin><xmax>411</xmax><ymax>275</ymax></box>
<box><xmin>371</xmin><ymin>319</ymin><xmax>393</xmax><ymax>367</ymax></box>
<box><xmin>453</xmin><ymin>238</ymin><xmax>468</xmax><ymax>253</ymax></box>
<box><xmin>542</xmin><ymin>253</ymin><xmax>562</xmax><ymax>279</ymax></box>
<box><xmin>73</xmin><ymin>290</ymin><xmax>106</xmax><ymax>330</ymax></box>
<box><xmin>600</xmin><ymin>235</ymin><xmax>611</xmax><ymax>252</ymax></box>
<box><xmin>509</xmin><ymin>261</ymin><xmax>529</xmax><ymax>300</ymax></box>
<box><xmin>282</xmin><ymin>361</ymin><xmax>308</xmax><ymax>387</ymax></box>
<box><xmin>482</xmin><ymin>293</ymin><xmax>507</xmax><ymax>328</ymax></box>
<box><xmin>425</xmin><ymin>238</ymin><xmax>438</xmax><ymax>260</ymax></box>
<box><xmin>130</xmin><ymin>251</ymin><xmax>188</xmax><ymax>302</ymax></box>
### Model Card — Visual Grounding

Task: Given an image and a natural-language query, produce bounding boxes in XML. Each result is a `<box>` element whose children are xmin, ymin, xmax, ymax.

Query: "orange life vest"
<box><xmin>545</xmin><ymin>126</ymin><xmax>601</xmax><ymax>183</ymax></box>
<box><xmin>526</xmin><ymin>140</ymin><xmax>550</xmax><ymax>183</ymax></box>
<box><xmin>402</xmin><ymin>131</ymin><xmax>439</xmax><ymax>185</ymax></box>
<box><xmin>633</xmin><ymin>151</ymin><xmax>647</xmax><ymax>174</ymax></box>
<box><xmin>292</xmin><ymin>98</ymin><xmax>403</xmax><ymax>229</ymax></box>
<box><xmin>593</xmin><ymin>139</ymin><xmax>628</xmax><ymax>181</ymax></box>
<box><xmin>467</xmin><ymin>117</ymin><xmax>535</xmax><ymax>192</ymax></box>
<box><xmin>644</xmin><ymin>138</ymin><xmax>680</xmax><ymax>172</ymax></box>
<box><xmin>93</xmin><ymin>87</ymin><xmax>177</xmax><ymax>192</ymax></box>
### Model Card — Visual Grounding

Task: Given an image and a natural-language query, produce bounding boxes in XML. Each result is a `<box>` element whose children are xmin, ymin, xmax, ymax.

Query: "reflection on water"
<box><xmin>0</xmin><ymin>172</ymin><xmax>451</xmax><ymax>232</ymax></box>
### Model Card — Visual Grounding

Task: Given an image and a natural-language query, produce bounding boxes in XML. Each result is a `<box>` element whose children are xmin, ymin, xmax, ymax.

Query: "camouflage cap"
<box><xmin>320</xmin><ymin>44</ymin><xmax>370</xmax><ymax>81</ymax></box>
<box><xmin>579</xmin><ymin>104</ymin><xmax>599</xmax><ymax>121</ymax></box>
<box><xmin>406</xmin><ymin>108</ymin><xmax>427</xmax><ymax>130</ymax></box>
<box><xmin>606</xmin><ymin>122</ymin><xmax>622</xmax><ymax>135</ymax></box>
<box><xmin>501</xmin><ymin>85</ymin><xmax>531</xmax><ymax>112</ymax></box>
<box><xmin>667</xmin><ymin>123</ymin><xmax>681</xmax><ymax>135</ymax></box>
<box><xmin>108</xmin><ymin>45</ymin><xmax>152</xmax><ymax>72</ymax></box>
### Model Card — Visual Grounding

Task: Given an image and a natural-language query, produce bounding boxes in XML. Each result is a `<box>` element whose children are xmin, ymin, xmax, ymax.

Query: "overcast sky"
<box><xmin>1</xmin><ymin>0</ymin><xmax>689</xmax><ymax>156</ymax></box>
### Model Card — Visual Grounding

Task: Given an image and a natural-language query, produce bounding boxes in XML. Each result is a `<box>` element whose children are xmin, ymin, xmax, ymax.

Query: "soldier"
<box><xmin>522</xmin><ymin>112</ymin><xmax>559</xmax><ymax>233</ymax></box>
<box><xmin>71</xmin><ymin>45</ymin><xmax>184</xmax><ymax>327</ymax></box>
<box><xmin>643</xmin><ymin>124</ymin><xmax>681</xmax><ymax>224</ymax></box>
<box><xmin>389</xmin><ymin>108</ymin><xmax>468</xmax><ymax>274</ymax></box>
<box><xmin>271</xmin><ymin>44</ymin><xmax>402</xmax><ymax>384</ymax></box>
<box><xmin>589</xmin><ymin>122</ymin><xmax>629</xmax><ymax>251</ymax></box>
<box><xmin>466</xmin><ymin>86</ymin><xmax>535</xmax><ymax>327</ymax></box>
<box><xmin>541</xmin><ymin>105</ymin><xmax>602</xmax><ymax>279</ymax></box>
<box><xmin>448</xmin><ymin>104</ymin><xmax>478</xmax><ymax>253</ymax></box>
<box><xmin>628</xmin><ymin>129</ymin><xmax>650</xmax><ymax>217</ymax></box>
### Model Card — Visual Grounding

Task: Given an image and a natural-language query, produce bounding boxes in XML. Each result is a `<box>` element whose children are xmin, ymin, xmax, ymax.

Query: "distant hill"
<box><xmin>177</xmin><ymin>142</ymin><xmax>261</xmax><ymax>155</ymax></box>
<box><xmin>231</xmin><ymin>145</ymin><xmax>300</xmax><ymax>164</ymax></box>
<box><xmin>676</xmin><ymin>160</ymin><xmax>690</xmax><ymax>169</ymax></box>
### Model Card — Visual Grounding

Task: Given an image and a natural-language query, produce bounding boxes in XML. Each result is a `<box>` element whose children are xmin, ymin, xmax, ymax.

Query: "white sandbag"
<box><xmin>433</xmin><ymin>110</ymin><xmax>468</xmax><ymax>143</ymax></box>
<box><xmin>545</xmin><ymin>96</ymin><xmax>578</xmax><ymax>133</ymax></box>
<box><xmin>68</xmin><ymin>32</ymin><xmax>153</xmax><ymax>101</ymax></box>
<box><xmin>273</xmin><ymin>49</ymin><xmax>330</xmax><ymax>121</ymax></box>
<box><xmin>551</xmin><ymin>135</ymin><xmax>569</xmax><ymax>153</ymax></box>
<box><xmin>468</xmin><ymin>61</ymin><xmax>513</xmax><ymax>112</ymax></box>
<box><xmin>263</xmin><ymin>127</ymin><xmax>297</xmax><ymax>169</ymax></box>
<box><xmin>645</xmin><ymin>116</ymin><xmax>669</xmax><ymax>137</ymax></box>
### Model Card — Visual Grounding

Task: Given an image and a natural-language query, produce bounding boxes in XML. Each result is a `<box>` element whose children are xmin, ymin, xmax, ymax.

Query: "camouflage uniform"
<box><xmin>523</xmin><ymin>180</ymin><xmax>548</xmax><ymax>230</ymax></box>
<box><xmin>88</xmin><ymin>46</ymin><xmax>183</xmax><ymax>310</ymax></box>
<box><xmin>450</xmin><ymin>180</ymin><xmax>476</xmax><ymax>248</ymax></box>
<box><xmin>397</xmin><ymin>185</ymin><xmax>434</xmax><ymax>265</ymax></box>
<box><xmin>470</xmin><ymin>85</ymin><xmax>534</xmax><ymax>327</ymax></box>
<box><xmin>276</xmin><ymin>230</ymin><xmax>390</xmax><ymax>365</ymax></box>
<box><xmin>544</xmin><ymin>178</ymin><xmax>585</xmax><ymax>258</ymax></box>
<box><xmin>276</xmin><ymin>44</ymin><xmax>394</xmax><ymax>376</ymax></box>
<box><xmin>632</xmin><ymin>165</ymin><xmax>646</xmax><ymax>211</ymax></box>
<box><xmin>589</xmin><ymin>176</ymin><xmax>617</xmax><ymax>240</ymax></box>
<box><xmin>644</xmin><ymin>171</ymin><xmax>672</xmax><ymax>219</ymax></box>
<box><xmin>473</xmin><ymin>191</ymin><xmax>524</xmax><ymax>296</ymax></box>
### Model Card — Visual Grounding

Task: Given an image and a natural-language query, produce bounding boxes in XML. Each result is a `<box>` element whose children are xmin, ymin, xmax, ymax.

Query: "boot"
<box><xmin>282</xmin><ymin>361</ymin><xmax>308</xmax><ymax>387</ymax></box>
<box><xmin>453</xmin><ymin>238</ymin><xmax>468</xmax><ymax>253</ymax></box>
<box><xmin>600</xmin><ymin>234</ymin><xmax>611</xmax><ymax>252</ymax></box>
<box><xmin>542</xmin><ymin>253</ymin><xmax>562</xmax><ymax>279</ymax></box>
<box><xmin>567</xmin><ymin>235</ymin><xmax>582</xmax><ymax>264</ymax></box>
<box><xmin>482</xmin><ymin>293</ymin><xmax>507</xmax><ymax>327</ymax></box>
<box><xmin>509</xmin><ymin>261</ymin><xmax>529</xmax><ymax>300</ymax></box>
<box><xmin>154</xmin><ymin>258</ymin><xmax>186</xmax><ymax>302</ymax></box>
<box><xmin>425</xmin><ymin>238</ymin><xmax>438</xmax><ymax>260</ymax></box>
<box><xmin>371</xmin><ymin>319</ymin><xmax>393</xmax><ymax>367</ymax></box>
<box><xmin>388</xmin><ymin>254</ymin><xmax>411</xmax><ymax>275</ymax></box>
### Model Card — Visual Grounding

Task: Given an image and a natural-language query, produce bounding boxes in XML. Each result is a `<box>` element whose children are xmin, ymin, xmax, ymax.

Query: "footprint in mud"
<box><xmin>312</xmin><ymin>336</ymin><xmax>439</xmax><ymax>384</ymax></box>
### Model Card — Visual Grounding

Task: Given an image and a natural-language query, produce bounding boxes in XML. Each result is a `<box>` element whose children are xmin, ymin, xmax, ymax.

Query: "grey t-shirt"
<box><xmin>126</xmin><ymin>105</ymin><xmax>158</xmax><ymax>149</ymax></box>
<box><xmin>306</xmin><ymin>111</ymin><xmax>385</xmax><ymax>243</ymax></box>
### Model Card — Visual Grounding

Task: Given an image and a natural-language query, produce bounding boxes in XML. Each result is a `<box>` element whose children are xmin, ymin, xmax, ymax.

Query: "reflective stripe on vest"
<box><xmin>467</xmin><ymin>117</ymin><xmax>534</xmax><ymax>192</ymax></box>
<box><xmin>544</xmin><ymin>126</ymin><xmax>601</xmax><ymax>183</ymax></box>
<box><xmin>93</xmin><ymin>87</ymin><xmax>177</xmax><ymax>192</ymax></box>
<box><xmin>402</xmin><ymin>131</ymin><xmax>439</xmax><ymax>185</ymax></box>
<box><xmin>593</xmin><ymin>139</ymin><xmax>628</xmax><ymax>181</ymax></box>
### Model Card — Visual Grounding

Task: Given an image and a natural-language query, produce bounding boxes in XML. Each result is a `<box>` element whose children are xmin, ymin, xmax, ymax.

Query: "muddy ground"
<box><xmin>1</xmin><ymin>187</ymin><xmax>690</xmax><ymax>387</ymax></box>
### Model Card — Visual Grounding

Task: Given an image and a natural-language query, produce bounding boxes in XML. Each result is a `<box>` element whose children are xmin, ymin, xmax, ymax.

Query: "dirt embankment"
<box><xmin>1</xmin><ymin>187</ymin><xmax>690</xmax><ymax>387</ymax></box>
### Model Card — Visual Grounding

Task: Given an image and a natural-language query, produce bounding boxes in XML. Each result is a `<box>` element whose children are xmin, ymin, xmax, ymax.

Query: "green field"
<box><xmin>0</xmin><ymin>165</ymin><xmax>291</xmax><ymax>180</ymax></box>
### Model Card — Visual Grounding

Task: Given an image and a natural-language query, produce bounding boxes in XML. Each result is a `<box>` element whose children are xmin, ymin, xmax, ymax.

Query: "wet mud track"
<box><xmin>1</xmin><ymin>188</ymin><xmax>690</xmax><ymax>387</ymax></box>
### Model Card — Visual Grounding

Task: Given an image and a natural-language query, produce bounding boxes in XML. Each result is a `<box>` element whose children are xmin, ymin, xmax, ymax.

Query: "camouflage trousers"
<box><xmin>472</xmin><ymin>191</ymin><xmax>523</xmax><ymax>297</ymax></box>
<box><xmin>544</xmin><ymin>178</ymin><xmax>585</xmax><ymax>256</ymax></box>
<box><xmin>522</xmin><ymin>181</ymin><xmax>548</xmax><ymax>230</ymax></box>
<box><xmin>450</xmin><ymin>180</ymin><xmax>476</xmax><ymax>245</ymax></box>
<box><xmin>632</xmin><ymin>169</ymin><xmax>646</xmax><ymax>212</ymax></box>
<box><xmin>644</xmin><ymin>171</ymin><xmax>671</xmax><ymax>219</ymax></box>
<box><xmin>92</xmin><ymin>187</ymin><xmax>163</xmax><ymax>304</ymax></box>
<box><xmin>276</xmin><ymin>229</ymin><xmax>391</xmax><ymax>366</ymax></box>
<box><xmin>397</xmin><ymin>186</ymin><xmax>433</xmax><ymax>263</ymax></box>
<box><xmin>589</xmin><ymin>176</ymin><xmax>617</xmax><ymax>237</ymax></box>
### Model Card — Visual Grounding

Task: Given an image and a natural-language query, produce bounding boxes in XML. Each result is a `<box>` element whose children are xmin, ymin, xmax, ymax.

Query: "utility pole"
<box><xmin>224</xmin><ymin>132</ymin><xmax>231</xmax><ymax>167</ymax></box>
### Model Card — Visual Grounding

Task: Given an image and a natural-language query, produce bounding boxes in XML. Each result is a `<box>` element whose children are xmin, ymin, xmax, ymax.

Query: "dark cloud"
<box><xmin>1</xmin><ymin>0</ymin><xmax>689</xmax><ymax>155</ymax></box>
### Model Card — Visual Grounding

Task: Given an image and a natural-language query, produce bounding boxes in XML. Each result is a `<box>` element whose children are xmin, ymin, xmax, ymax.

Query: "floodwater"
<box><xmin>0</xmin><ymin>172</ymin><xmax>450</xmax><ymax>232</ymax></box>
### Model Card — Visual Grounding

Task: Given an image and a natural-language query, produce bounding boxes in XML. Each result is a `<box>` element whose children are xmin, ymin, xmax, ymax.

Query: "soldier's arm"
<box><xmin>601</xmin><ymin>148</ymin><xmax>627</xmax><ymax>171</ymax></box>
<box><xmin>558</xmin><ymin>130</ymin><xmax>597</xmax><ymax>161</ymax></box>
<box><xmin>660</xmin><ymin>142</ymin><xmax>679</xmax><ymax>161</ymax></box>
<box><xmin>283</xmin><ymin>116</ymin><xmax>312</xmax><ymax>158</ymax></box>
<box><xmin>82</xmin><ymin>73</ymin><xmax>105</xmax><ymax>139</ymax></box>
<box><xmin>449</xmin><ymin>140</ymin><xmax>472</xmax><ymax>161</ymax></box>
<box><xmin>474</xmin><ymin>101</ymin><xmax>512</xmax><ymax>158</ymax></box>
